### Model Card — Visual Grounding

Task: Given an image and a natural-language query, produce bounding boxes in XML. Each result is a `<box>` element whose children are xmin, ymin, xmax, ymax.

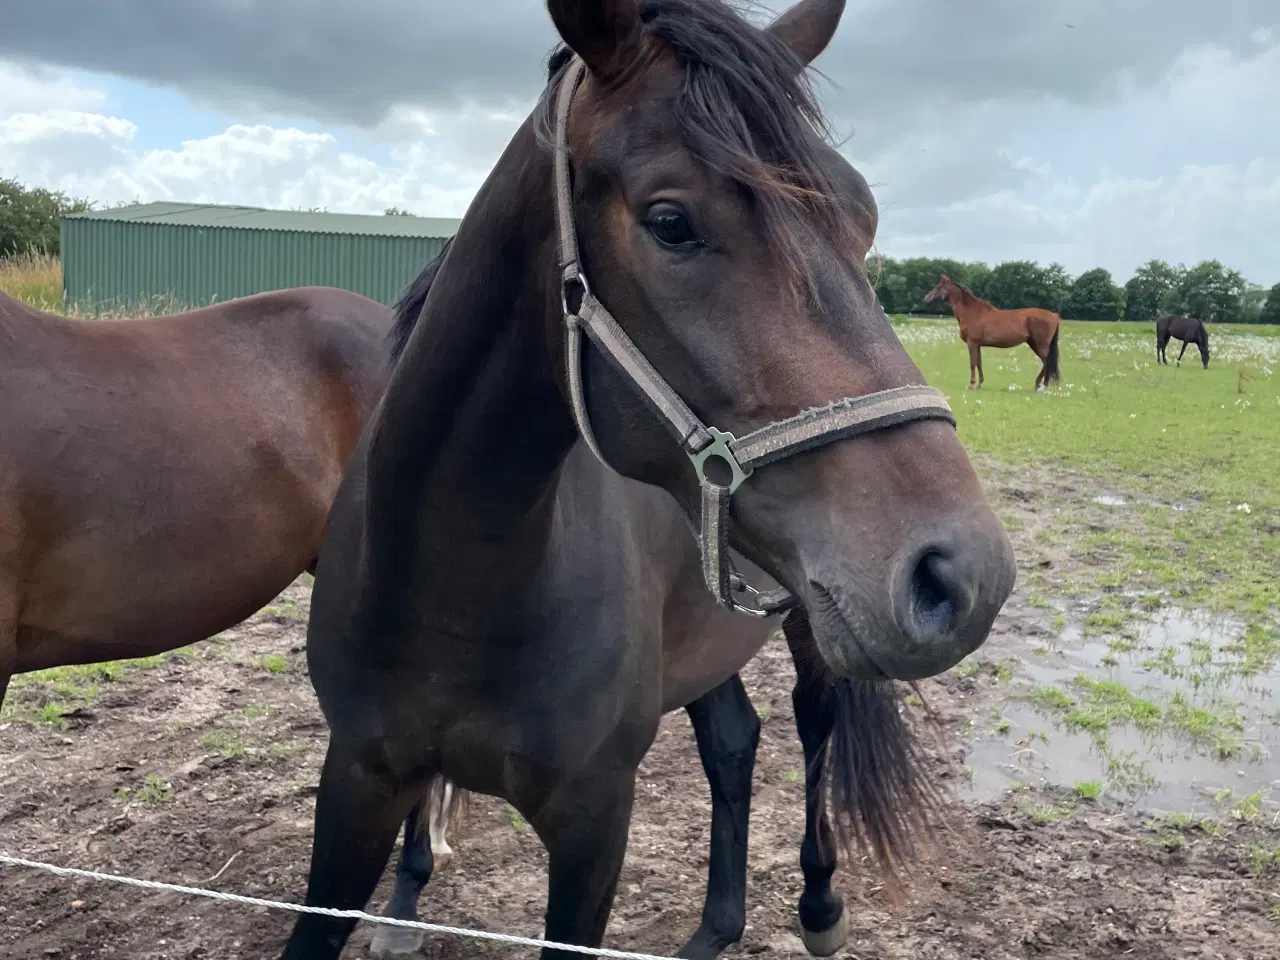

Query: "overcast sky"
<box><xmin>2</xmin><ymin>1</ymin><xmax>1278</xmax><ymax>286</ymax></box>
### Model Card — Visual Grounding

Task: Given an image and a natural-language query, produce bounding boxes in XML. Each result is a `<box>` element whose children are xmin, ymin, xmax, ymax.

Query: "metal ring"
<box><xmin>689</xmin><ymin>427</ymin><xmax>751</xmax><ymax>495</ymax></box>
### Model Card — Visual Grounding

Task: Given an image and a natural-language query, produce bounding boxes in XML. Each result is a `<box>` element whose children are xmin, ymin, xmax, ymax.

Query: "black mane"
<box><xmin>387</xmin><ymin>238</ymin><xmax>452</xmax><ymax>365</ymax></box>
<box><xmin>391</xmin><ymin>0</ymin><xmax>853</xmax><ymax>364</ymax></box>
<box><xmin>537</xmin><ymin>0</ymin><xmax>856</xmax><ymax>296</ymax></box>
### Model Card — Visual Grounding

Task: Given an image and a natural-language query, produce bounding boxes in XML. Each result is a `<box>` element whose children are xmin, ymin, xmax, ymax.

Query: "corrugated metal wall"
<box><xmin>60</xmin><ymin>219</ymin><xmax>451</xmax><ymax>311</ymax></box>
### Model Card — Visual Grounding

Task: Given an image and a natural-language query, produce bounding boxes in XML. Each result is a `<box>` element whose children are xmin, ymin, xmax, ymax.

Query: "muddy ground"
<box><xmin>3</xmin><ymin>463</ymin><xmax>1279</xmax><ymax>960</ymax></box>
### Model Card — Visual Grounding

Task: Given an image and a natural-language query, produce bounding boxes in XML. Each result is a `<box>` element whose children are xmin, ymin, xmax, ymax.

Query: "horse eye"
<box><xmin>646</xmin><ymin>206</ymin><xmax>697</xmax><ymax>249</ymax></box>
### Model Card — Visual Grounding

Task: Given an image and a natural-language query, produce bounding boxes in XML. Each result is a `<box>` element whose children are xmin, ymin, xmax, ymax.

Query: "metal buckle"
<box><xmin>689</xmin><ymin>427</ymin><xmax>752</xmax><ymax>495</ymax></box>
<box><xmin>727</xmin><ymin>574</ymin><xmax>774</xmax><ymax>618</ymax></box>
<box><xmin>561</xmin><ymin>272</ymin><xmax>592</xmax><ymax>318</ymax></box>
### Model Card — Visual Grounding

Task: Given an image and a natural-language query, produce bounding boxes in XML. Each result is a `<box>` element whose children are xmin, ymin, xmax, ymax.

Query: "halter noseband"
<box><xmin>552</xmin><ymin>58</ymin><xmax>956</xmax><ymax>617</ymax></box>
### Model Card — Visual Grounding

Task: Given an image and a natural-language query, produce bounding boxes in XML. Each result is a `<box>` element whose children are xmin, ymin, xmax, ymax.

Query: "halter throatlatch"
<box><xmin>552</xmin><ymin>58</ymin><xmax>957</xmax><ymax>616</ymax></box>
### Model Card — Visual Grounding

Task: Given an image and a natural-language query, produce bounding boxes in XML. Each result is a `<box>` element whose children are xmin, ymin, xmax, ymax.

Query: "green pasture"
<box><xmin>892</xmin><ymin>317</ymin><xmax>1278</xmax><ymax>506</ymax></box>
<box><xmin>892</xmin><ymin>315</ymin><xmax>1278</xmax><ymax>631</ymax></box>
<box><xmin>894</xmin><ymin>315</ymin><xmax>1279</xmax><ymax>806</ymax></box>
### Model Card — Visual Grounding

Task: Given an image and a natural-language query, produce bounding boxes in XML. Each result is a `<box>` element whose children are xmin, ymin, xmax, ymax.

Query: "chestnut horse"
<box><xmin>1155</xmin><ymin>313</ymin><xmax>1209</xmax><ymax>368</ymax></box>
<box><xmin>922</xmin><ymin>274</ymin><xmax>1061</xmax><ymax>390</ymax></box>
<box><xmin>282</xmin><ymin>2</ymin><xmax>1015</xmax><ymax>959</ymax></box>
<box><xmin>0</xmin><ymin>286</ymin><xmax>395</xmax><ymax>709</ymax></box>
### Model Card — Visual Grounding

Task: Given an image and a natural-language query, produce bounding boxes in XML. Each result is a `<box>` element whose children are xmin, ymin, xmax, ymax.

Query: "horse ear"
<box><xmin>546</xmin><ymin>0</ymin><xmax>644</xmax><ymax>78</ymax></box>
<box><xmin>766</xmin><ymin>0</ymin><xmax>847</xmax><ymax>67</ymax></box>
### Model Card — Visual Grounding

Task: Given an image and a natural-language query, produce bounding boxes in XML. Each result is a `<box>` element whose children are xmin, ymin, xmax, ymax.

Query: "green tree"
<box><xmin>1239</xmin><ymin>283</ymin><xmax>1267</xmax><ymax>323</ymax></box>
<box><xmin>868</xmin><ymin>255</ymin><xmax>980</xmax><ymax>315</ymax></box>
<box><xmin>961</xmin><ymin>261</ymin><xmax>993</xmax><ymax>301</ymax></box>
<box><xmin>1259</xmin><ymin>282</ymin><xmax>1280</xmax><ymax>325</ymax></box>
<box><xmin>867</xmin><ymin>254</ymin><xmax>907</xmax><ymax>313</ymax></box>
<box><xmin>0</xmin><ymin>178</ymin><xmax>92</xmax><ymax>256</ymax></box>
<box><xmin>1123</xmin><ymin>259</ymin><xmax>1182</xmax><ymax>321</ymax></box>
<box><xmin>983</xmin><ymin>259</ymin><xmax>1068</xmax><ymax>311</ymax></box>
<box><xmin>1041</xmin><ymin>262</ymin><xmax>1072</xmax><ymax>311</ymax></box>
<box><xmin>1064</xmin><ymin>267</ymin><xmax>1126</xmax><ymax>321</ymax></box>
<box><xmin>1165</xmin><ymin>259</ymin><xmax>1248</xmax><ymax>324</ymax></box>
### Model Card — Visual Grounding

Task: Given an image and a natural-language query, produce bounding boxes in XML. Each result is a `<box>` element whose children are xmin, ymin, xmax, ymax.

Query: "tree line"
<box><xmin>0</xmin><ymin>178</ymin><xmax>92</xmax><ymax>257</ymax></box>
<box><xmin>869</xmin><ymin>253</ymin><xmax>1280</xmax><ymax>325</ymax></box>
<box><xmin>4</xmin><ymin>177</ymin><xmax>1278</xmax><ymax>324</ymax></box>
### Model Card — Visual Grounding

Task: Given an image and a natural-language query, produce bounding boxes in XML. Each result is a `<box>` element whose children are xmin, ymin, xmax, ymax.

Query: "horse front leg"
<box><xmin>532</xmin><ymin>764</ymin><xmax>638</xmax><ymax>960</ymax></box>
<box><xmin>1176</xmin><ymin>340</ymin><xmax>1189</xmax><ymax>366</ymax></box>
<box><xmin>782</xmin><ymin>609</ymin><xmax>847</xmax><ymax>957</ymax></box>
<box><xmin>679</xmin><ymin>674</ymin><xmax>760</xmax><ymax>960</ymax></box>
<box><xmin>281</xmin><ymin>739</ymin><xmax>426</xmax><ymax>960</ymax></box>
<box><xmin>966</xmin><ymin>341</ymin><xmax>980</xmax><ymax>389</ymax></box>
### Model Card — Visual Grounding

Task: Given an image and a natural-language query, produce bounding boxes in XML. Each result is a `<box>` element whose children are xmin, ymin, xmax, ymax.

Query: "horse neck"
<box><xmin>946</xmin><ymin>285</ymin><xmax>977</xmax><ymax>332</ymax></box>
<box><xmin>367</xmin><ymin>122</ymin><xmax>578</xmax><ymax>598</ymax></box>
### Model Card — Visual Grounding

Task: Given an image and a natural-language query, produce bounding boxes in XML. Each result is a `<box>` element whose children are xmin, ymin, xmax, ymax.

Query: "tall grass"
<box><xmin>0</xmin><ymin>252</ymin><xmax>63</xmax><ymax>310</ymax></box>
<box><xmin>0</xmin><ymin>253</ymin><xmax>194</xmax><ymax>318</ymax></box>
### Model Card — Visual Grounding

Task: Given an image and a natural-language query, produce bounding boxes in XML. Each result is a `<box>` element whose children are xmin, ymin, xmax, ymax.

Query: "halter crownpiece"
<box><xmin>552</xmin><ymin>57</ymin><xmax>958</xmax><ymax>616</ymax></box>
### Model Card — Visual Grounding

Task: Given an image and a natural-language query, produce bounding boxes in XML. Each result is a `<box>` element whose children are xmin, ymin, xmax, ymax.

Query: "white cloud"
<box><xmin>0</xmin><ymin>60</ymin><xmax>105</xmax><ymax>115</ymax></box>
<box><xmin>868</xmin><ymin>37</ymin><xmax>1280</xmax><ymax>284</ymax></box>
<box><xmin>2</xmin><ymin>27</ymin><xmax>1279</xmax><ymax>289</ymax></box>
<box><xmin>0</xmin><ymin>60</ymin><xmax>487</xmax><ymax>216</ymax></box>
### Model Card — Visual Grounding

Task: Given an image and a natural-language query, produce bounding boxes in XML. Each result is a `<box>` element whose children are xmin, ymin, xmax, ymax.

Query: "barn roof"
<box><xmin>63</xmin><ymin>201</ymin><xmax>461</xmax><ymax>239</ymax></box>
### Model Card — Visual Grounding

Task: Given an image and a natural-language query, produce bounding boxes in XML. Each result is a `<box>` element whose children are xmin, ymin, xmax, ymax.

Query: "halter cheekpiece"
<box><xmin>552</xmin><ymin>57</ymin><xmax>957</xmax><ymax>617</ymax></box>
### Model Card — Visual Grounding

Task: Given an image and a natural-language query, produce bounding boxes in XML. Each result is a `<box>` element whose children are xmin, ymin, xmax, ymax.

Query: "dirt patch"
<box><xmin>3</xmin><ymin>470</ymin><xmax>1280</xmax><ymax>960</ymax></box>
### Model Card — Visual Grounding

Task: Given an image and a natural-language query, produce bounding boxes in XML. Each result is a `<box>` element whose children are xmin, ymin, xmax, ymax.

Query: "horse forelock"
<box><xmin>535</xmin><ymin>0</ymin><xmax>864</xmax><ymax>303</ymax></box>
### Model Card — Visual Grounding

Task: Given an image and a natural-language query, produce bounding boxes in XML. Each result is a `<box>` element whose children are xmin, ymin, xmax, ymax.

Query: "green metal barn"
<box><xmin>59</xmin><ymin>201</ymin><xmax>461</xmax><ymax>311</ymax></box>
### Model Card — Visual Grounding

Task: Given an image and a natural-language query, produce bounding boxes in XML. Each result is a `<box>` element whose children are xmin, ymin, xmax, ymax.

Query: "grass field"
<box><xmin>891</xmin><ymin>314</ymin><xmax>1279</xmax><ymax>808</ymax></box>
<box><xmin>2</xmin><ymin>256</ymin><xmax>1279</xmax><ymax>955</ymax></box>
<box><xmin>892</xmin><ymin>315</ymin><xmax>1279</xmax><ymax>627</ymax></box>
<box><xmin>2</xmin><ymin>253</ymin><xmax>1278</xmax><ymax>809</ymax></box>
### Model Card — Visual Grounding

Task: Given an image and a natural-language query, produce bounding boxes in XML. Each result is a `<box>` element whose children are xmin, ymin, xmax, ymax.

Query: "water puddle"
<box><xmin>1092</xmin><ymin>494</ymin><xmax>1128</xmax><ymax>508</ymax></box>
<box><xmin>962</xmin><ymin>608</ymin><xmax>1280</xmax><ymax>814</ymax></box>
<box><xmin>1091</xmin><ymin>491</ymin><xmax>1194</xmax><ymax>511</ymax></box>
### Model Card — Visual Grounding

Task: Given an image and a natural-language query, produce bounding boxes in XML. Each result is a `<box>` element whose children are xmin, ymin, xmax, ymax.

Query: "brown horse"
<box><xmin>1155</xmin><ymin>313</ymin><xmax>1210</xmax><ymax>368</ymax></box>
<box><xmin>922</xmin><ymin>274</ymin><xmax>1061</xmax><ymax>390</ymax></box>
<box><xmin>0</xmin><ymin>286</ymin><xmax>395</xmax><ymax>708</ymax></box>
<box><xmin>282</xmin><ymin>2</ymin><xmax>1016</xmax><ymax>958</ymax></box>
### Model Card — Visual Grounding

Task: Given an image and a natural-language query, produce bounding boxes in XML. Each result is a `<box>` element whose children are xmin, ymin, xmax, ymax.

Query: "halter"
<box><xmin>552</xmin><ymin>58</ymin><xmax>957</xmax><ymax>617</ymax></box>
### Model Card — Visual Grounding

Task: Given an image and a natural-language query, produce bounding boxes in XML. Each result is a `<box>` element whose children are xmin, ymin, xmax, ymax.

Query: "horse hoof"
<box><xmin>432</xmin><ymin>847</ymin><xmax>453</xmax><ymax>874</ymax></box>
<box><xmin>800</xmin><ymin>909</ymin><xmax>848</xmax><ymax>957</ymax></box>
<box><xmin>370</xmin><ymin>925</ymin><xmax>425</xmax><ymax>957</ymax></box>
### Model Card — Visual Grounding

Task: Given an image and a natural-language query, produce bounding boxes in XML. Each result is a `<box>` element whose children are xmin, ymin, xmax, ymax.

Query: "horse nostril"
<box><xmin>909</xmin><ymin>550</ymin><xmax>961</xmax><ymax>637</ymax></box>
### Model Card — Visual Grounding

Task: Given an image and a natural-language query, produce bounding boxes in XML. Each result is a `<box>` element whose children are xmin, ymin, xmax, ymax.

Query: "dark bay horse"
<box><xmin>1155</xmin><ymin>313</ymin><xmax>1209</xmax><ymax>368</ymax></box>
<box><xmin>0</xmin><ymin>286</ymin><xmax>394</xmax><ymax>708</ymax></box>
<box><xmin>283</xmin><ymin>3</ymin><xmax>1016</xmax><ymax>960</ymax></box>
<box><xmin>922</xmin><ymin>274</ymin><xmax>1061</xmax><ymax>390</ymax></box>
<box><xmin>366</xmin><ymin>241</ymin><xmax>947</xmax><ymax>960</ymax></box>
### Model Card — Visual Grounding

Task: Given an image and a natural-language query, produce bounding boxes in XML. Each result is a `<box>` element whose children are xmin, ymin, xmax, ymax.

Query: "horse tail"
<box><xmin>1042</xmin><ymin>323</ymin><xmax>1062</xmax><ymax>386</ymax></box>
<box><xmin>823</xmin><ymin>673</ymin><xmax>959</xmax><ymax>895</ymax></box>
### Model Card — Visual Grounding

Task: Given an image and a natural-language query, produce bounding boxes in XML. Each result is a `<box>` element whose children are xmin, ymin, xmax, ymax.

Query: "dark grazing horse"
<box><xmin>281</xmin><ymin>3</ymin><xmax>1017</xmax><ymax>959</ymax></box>
<box><xmin>365</xmin><ymin>242</ymin><xmax>948</xmax><ymax>960</ymax></box>
<box><xmin>0</xmin><ymin>286</ymin><xmax>394</xmax><ymax>710</ymax></box>
<box><xmin>1155</xmin><ymin>313</ymin><xmax>1210</xmax><ymax>368</ymax></box>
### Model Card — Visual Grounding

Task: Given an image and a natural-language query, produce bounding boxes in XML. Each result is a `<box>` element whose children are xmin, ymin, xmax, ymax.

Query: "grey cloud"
<box><xmin>2</xmin><ymin>0</ymin><xmax>1274</xmax><ymax>138</ymax></box>
<box><xmin>0</xmin><ymin>1</ymin><xmax>558</xmax><ymax>126</ymax></box>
